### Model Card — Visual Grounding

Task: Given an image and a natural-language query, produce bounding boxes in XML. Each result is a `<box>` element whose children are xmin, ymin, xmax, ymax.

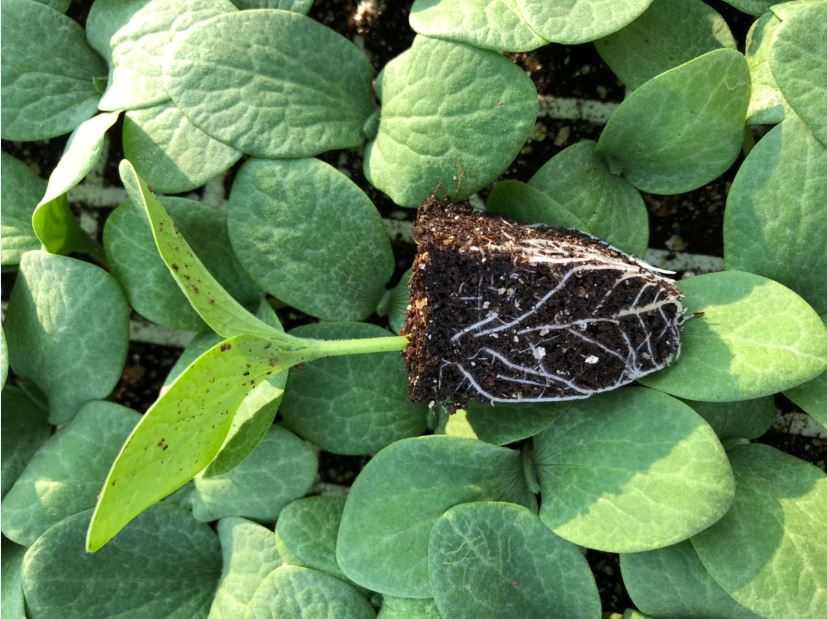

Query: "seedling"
<box><xmin>3</xmin><ymin>1</ymin><xmax>827</xmax><ymax>617</ymax></box>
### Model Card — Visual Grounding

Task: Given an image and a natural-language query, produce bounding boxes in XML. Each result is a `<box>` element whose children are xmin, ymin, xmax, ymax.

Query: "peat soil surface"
<box><xmin>1</xmin><ymin>1</ymin><xmax>823</xmax><ymax>613</ymax></box>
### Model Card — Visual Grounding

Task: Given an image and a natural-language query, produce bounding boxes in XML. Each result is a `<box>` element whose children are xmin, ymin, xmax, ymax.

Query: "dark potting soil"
<box><xmin>404</xmin><ymin>200</ymin><xmax>683</xmax><ymax>406</ymax></box>
<box><xmin>110</xmin><ymin>339</ymin><xmax>182</xmax><ymax>412</ymax></box>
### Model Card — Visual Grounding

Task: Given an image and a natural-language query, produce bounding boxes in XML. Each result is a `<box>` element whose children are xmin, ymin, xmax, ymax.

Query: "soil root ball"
<box><xmin>403</xmin><ymin>199</ymin><xmax>683</xmax><ymax>407</ymax></box>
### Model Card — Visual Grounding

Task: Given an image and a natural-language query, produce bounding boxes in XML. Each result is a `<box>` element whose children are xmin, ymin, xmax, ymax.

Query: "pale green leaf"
<box><xmin>165</xmin><ymin>10</ymin><xmax>375</xmax><ymax>157</ymax></box>
<box><xmin>208</xmin><ymin>517</ymin><xmax>283</xmax><ymax>619</ymax></box>
<box><xmin>454</xmin><ymin>400</ymin><xmax>565</xmax><ymax>445</ymax></box>
<box><xmin>725</xmin><ymin>117</ymin><xmax>826</xmax><ymax>313</ymax></box>
<box><xmin>687</xmin><ymin>398</ymin><xmax>775</xmax><ymax>441</ymax></box>
<box><xmin>745</xmin><ymin>12</ymin><xmax>791</xmax><ymax>125</ymax></box>
<box><xmin>275</xmin><ymin>496</ymin><xmax>347</xmax><ymax>580</ymax></box>
<box><xmin>1</xmin><ymin>537</ymin><xmax>26</xmax><ymax>619</ymax></box>
<box><xmin>692</xmin><ymin>444</ymin><xmax>827</xmax><ymax>619</ymax></box>
<box><xmin>785</xmin><ymin>314</ymin><xmax>827</xmax><ymax>426</ymax></box>
<box><xmin>38</xmin><ymin>112</ymin><xmax>120</xmax><ymax>206</ymax></box>
<box><xmin>192</xmin><ymin>426</ymin><xmax>317</xmax><ymax>522</ymax></box>
<box><xmin>105</xmin><ymin>196</ymin><xmax>262</xmax><ymax>332</ymax></box>
<box><xmin>378</xmin><ymin>597</ymin><xmax>441</xmax><ymax>619</ymax></box>
<box><xmin>1</xmin><ymin>0</ymin><xmax>105</xmax><ymax>141</ymax></box>
<box><xmin>1</xmin><ymin>152</ymin><xmax>44</xmax><ymax>265</ymax></box>
<box><xmin>770</xmin><ymin>0</ymin><xmax>827</xmax><ymax>144</ymax></box>
<box><xmin>0</xmin><ymin>330</ymin><xmax>6</xmax><ymax>389</ymax></box>
<box><xmin>517</xmin><ymin>0</ymin><xmax>653</xmax><ymax>44</ymax></box>
<box><xmin>409</xmin><ymin>0</ymin><xmax>547</xmax><ymax>52</ymax></box>
<box><xmin>486</xmin><ymin>180</ymin><xmax>589</xmax><ymax>231</ymax></box>
<box><xmin>1</xmin><ymin>385</ymin><xmax>50</xmax><ymax>497</ymax></box>
<box><xmin>786</xmin><ymin>371</ymin><xmax>827</xmax><ymax>427</ymax></box>
<box><xmin>164</xmin><ymin>332</ymin><xmax>224</xmax><ymax>388</ymax></box>
<box><xmin>595</xmin><ymin>0</ymin><xmax>735</xmax><ymax>90</ymax></box>
<box><xmin>86</xmin><ymin>334</ymin><xmax>316</xmax><ymax>552</ymax></box>
<box><xmin>232</xmin><ymin>0</ymin><xmax>313</xmax><ymax>10</ymax></box>
<box><xmin>202</xmin><ymin>379</ymin><xmax>283</xmax><ymax>477</ymax></box>
<box><xmin>364</xmin><ymin>35</ymin><xmax>537</xmax><ymax>207</ymax></box>
<box><xmin>2</xmin><ymin>401</ymin><xmax>139</xmax><ymax>546</ymax></box>
<box><xmin>24</xmin><ymin>506</ymin><xmax>221</xmax><ymax>618</ymax></box>
<box><xmin>165</xmin><ymin>305</ymin><xmax>288</xmax><ymax>478</ymax></box>
<box><xmin>120</xmin><ymin>160</ymin><xmax>279</xmax><ymax>339</ymax></box>
<box><xmin>31</xmin><ymin>193</ymin><xmax>104</xmax><ymax>261</ymax></box>
<box><xmin>642</xmin><ymin>271</ymin><xmax>827</xmax><ymax>400</ymax></box>
<box><xmin>228</xmin><ymin>158</ymin><xmax>394</xmax><ymax>321</ymax></box>
<box><xmin>123</xmin><ymin>100</ymin><xmax>242</xmax><ymax>194</ymax></box>
<box><xmin>337</xmin><ymin>436</ymin><xmax>534</xmax><ymax>597</ymax></box>
<box><xmin>429</xmin><ymin>502</ymin><xmax>601</xmax><ymax>618</ymax></box>
<box><xmin>597</xmin><ymin>49</ymin><xmax>750</xmax><ymax>194</ymax></box>
<box><xmin>2</xmin><ymin>122</ymin><xmax>105</xmax><ymax>262</ymax></box>
<box><xmin>527</xmin><ymin>140</ymin><xmax>649</xmax><ymax>254</ymax></box>
<box><xmin>621</xmin><ymin>541</ymin><xmax>761</xmax><ymax>619</ymax></box>
<box><xmin>4</xmin><ymin>252</ymin><xmax>129</xmax><ymax>424</ymax></box>
<box><xmin>535</xmin><ymin>387</ymin><xmax>735</xmax><ymax>552</ymax></box>
<box><xmin>244</xmin><ymin>565</ymin><xmax>376</xmax><ymax>619</ymax></box>
<box><xmin>94</xmin><ymin>0</ymin><xmax>237</xmax><ymax>111</ymax></box>
<box><xmin>279</xmin><ymin>322</ymin><xmax>428</xmax><ymax>455</ymax></box>
<box><xmin>377</xmin><ymin>269</ymin><xmax>412</xmax><ymax>335</ymax></box>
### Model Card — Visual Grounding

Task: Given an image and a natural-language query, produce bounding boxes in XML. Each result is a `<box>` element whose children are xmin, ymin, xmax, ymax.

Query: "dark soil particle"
<box><xmin>310</xmin><ymin>0</ymin><xmax>414</xmax><ymax>72</ymax></box>
<box><xmin>512</xmin><ymin>43</ymin><xmax>626</xmax><ymax>102</ymax></box>
<box><xmin>588</xmin><ymin>550</ymin><xmax>634</xmax><ymax>613</ymax></box>
<box><xmin>317</xmin><ymin>452</ymin><xmax>371</xmax><ymax>487</ymax></box>
<box><xmin>404</xmin><ymin>200</ymin><xmax>682</xmax><ymax>406</ymax></box>
<box><xmin>111</xmin><ymin>340</ymin><xmax>182</xmax><ymax>412</ymax></box>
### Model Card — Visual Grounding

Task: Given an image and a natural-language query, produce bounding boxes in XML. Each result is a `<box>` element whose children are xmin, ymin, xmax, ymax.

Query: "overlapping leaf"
<box><xmin>275</xmin><ymin>497</ymin><xmax>347</xmax><ymax>580</ymax></box>
<box><xmin>535</xmin><ymin>388</ymin><xmax>735</xmax><ymax>552</ymax></box>
<box><xmin>123</xmin><ymin>101</ymin><xmax>242</xmax><ymax>194</ymax></box>
<box><xmin>2</xmin><ymin>401</ymin><xmax>139</xmax><ymax>546</ymax></box>
<box><xmin>597</xmin><ymin>49</ymin><xmax>750</xmax><ymax>194</ymax></box>
<box><xmin>770</xmin><ymin>0</ymin><xmax>827</xmax><ymax>144</ymax></box>
<box><xmin>485</xmin><ymin>181</ymin><xmax>588</xmax><ymax>231</ymax></box>
<box><xmin>245</xmin><ymin>565</ymin><xmax>375</xmax><ymax>619</ymax></box>
<box><xmin>165</xmin><ymin>9</ymin><xmax>375</xmax><ymax>157</ymax></box>
<box><xmin>228</xmin><ymin>158</ymin><xmax>393</xmax><ymax>321</ymax></box>
<box><xmin>279</xmin><ymin>322</ymin><xmax>428</xmax><ymax>455</ymax></box>
<box><xmin>621</xmin><ymin>541</ymin><xmax>762</xmax><ymax>618</ymax></box>
<box><xmin>23</xmin><ymin>506</ymin><xmax>221</xmax><ymax>618</ymax></box>
<box><xmin>1</xmin><ymin>153</ymin><xmax>45</xmax><ymax>266</ymax></box>
<box><xmin>595</xmin><ymin>0</ymin><xmax>735</xmax><ymax>90</ymax></box>
<box><xmin>89</xmin><ymin>0</ymin><xmax>237</xmax><ymax>111</ymax></box>
<box><xmin>527</xmin><ymin>140</ymin><xmax>648</xmax><ymax>254</ymax></box>
<box><xmin>1</xmin><ymin>0</ymin><xmax>105</xmax><ymax>141</ymax></box>
<box><xmin>517</xmin><ymin>0</ymin><xmax>653</xmax><ymax>44</ymax></box>
<box><xmin>209</xmin><ymin>518</ymin><xmax>283</xmax><ymax>619</ymax></box>
<box><xmin>364</xmin><ymin>35</ymin><xmax>537</xmax><ymax>206</ymax></box>
<box><xmin>642</xmin><ymin>271</ymin><xmax>827</xmax><ymax>400</ymax></box>
<box><xmin>192</xmin><ymin>426</ymin><xmax>317</xmax><ymax>522</ymax></box>
<box><xmin>4</xmin><ymin>252</ymin><xmax>130</xmax><ymax>424</ymax></box>
<box><xmin>725</xmin><ymin>116</ymin><xmax>826</xmax><ymax>313</ymax></box>
<box><xmin>409</xmin><ymin>0</ymin><xmax>547</xmax><ymax>52</ymax></box>
<box><xmin>105</xmin><ymin>196</ymin><xmax>262</xmax><ymax>332</ymax></box>
<box><xmin>337</xmin><ymin>436</ymin><xmax>534</xmax><ymax>597</ymax></box>
<box><xmin>429</xmin><ymin>502</ymin><xmax>601</xmax><ymax>618</ymax></box>
<box><xmin>1</xmin><ymin>386</ymin><xmax>50</xmax><ymax>497</ymax></box>
<box><xmin>692</xmin><ymin>444</ymin><xmax>827</xmax><ymax>618</ymax></box>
